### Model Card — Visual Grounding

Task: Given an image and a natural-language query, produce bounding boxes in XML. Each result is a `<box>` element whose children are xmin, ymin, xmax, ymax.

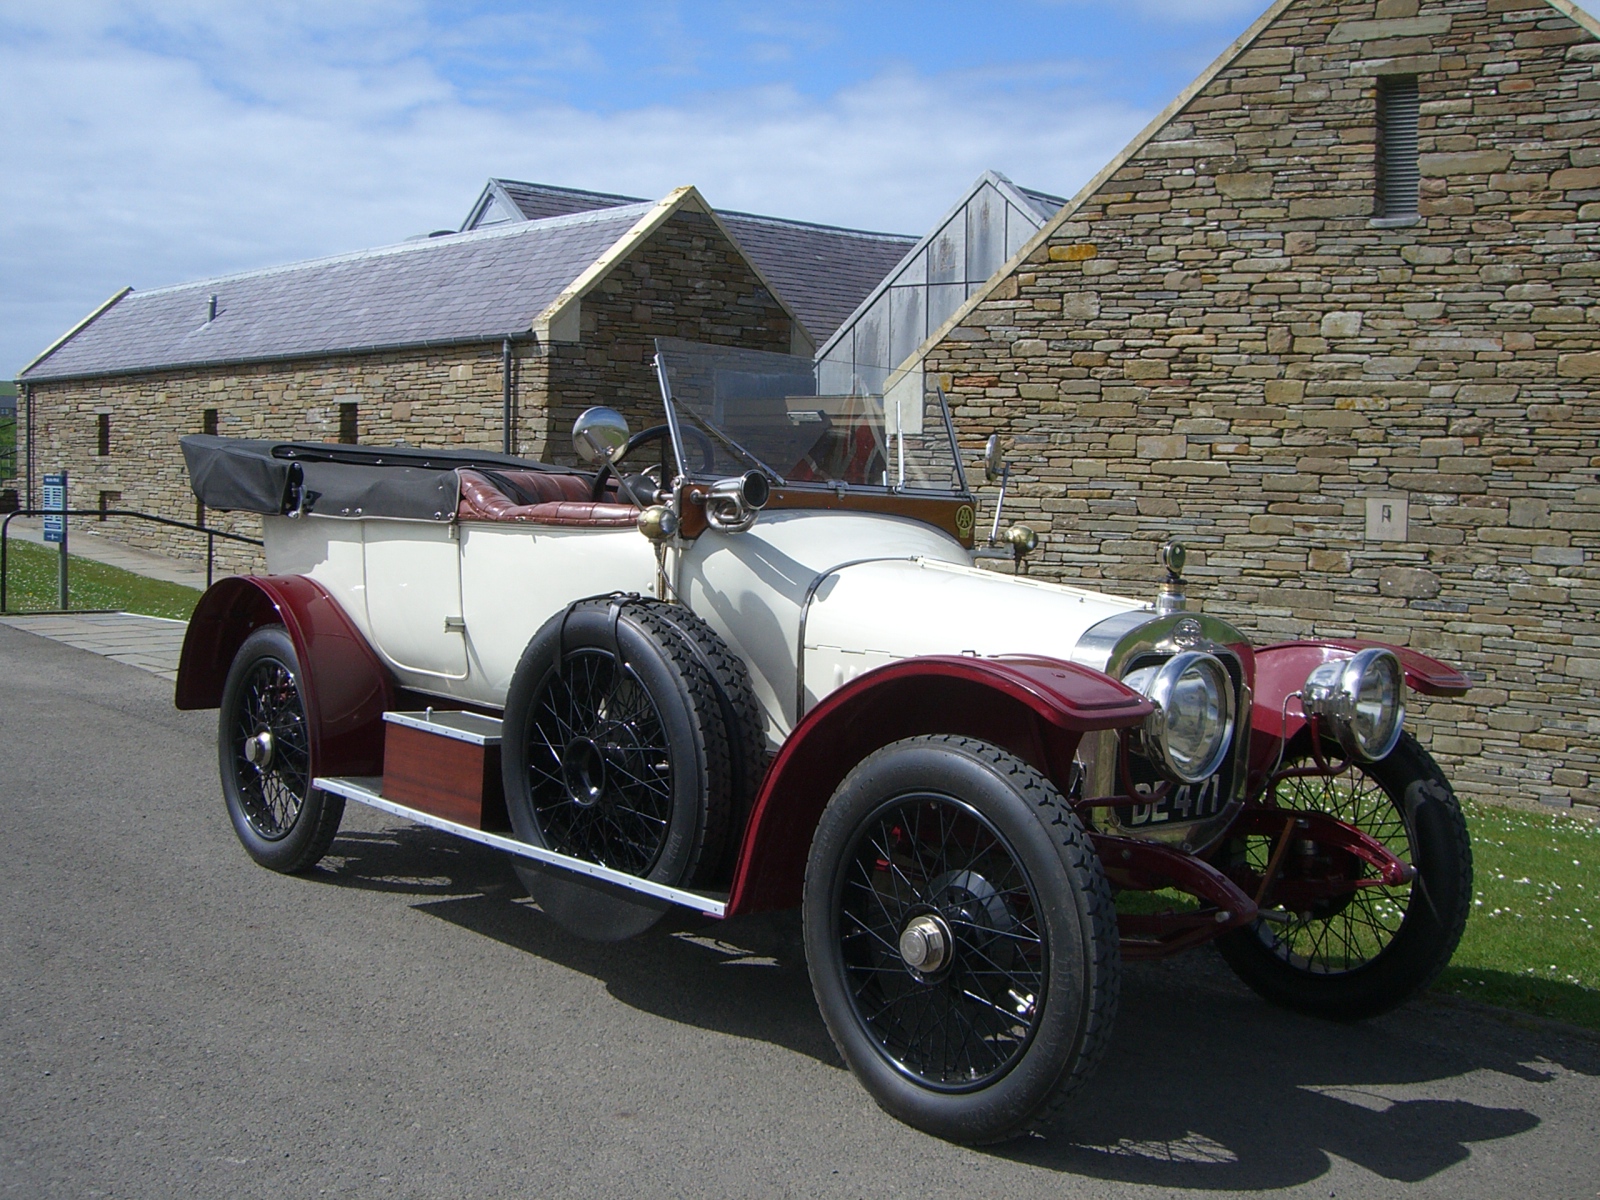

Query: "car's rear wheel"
<box><xmin>501</xmin><ymin>599</ymin><xmax>736</xmax><ymax>940</ymax></box>
<box><xmin>803</xmin><ymin>736</ymin><xmax>1120</xmax><ymax>1143</ymax></box>
<box><xmin>1215</xmin><ymin>732</ymin><xmax>1471</xmax><ymax>1020</ymax></box>
<box><xmin>218</xmin><ymin>625</ymin><xmax>344</xmax><ymax>873</ymax></box>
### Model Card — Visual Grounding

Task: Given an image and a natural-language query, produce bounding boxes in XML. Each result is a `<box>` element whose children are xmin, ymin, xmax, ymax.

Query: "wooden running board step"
<box><xmin>312</xmin><ymin>708</ymin><xmax>728</xmax><ymax>919</ymax></box>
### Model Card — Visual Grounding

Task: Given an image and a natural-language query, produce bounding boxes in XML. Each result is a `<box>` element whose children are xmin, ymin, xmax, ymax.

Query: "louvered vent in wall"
<box><xmin>1377</xmin><ymin>76</ymin><xmax>1421</xmax><ymax>220</ymax></box>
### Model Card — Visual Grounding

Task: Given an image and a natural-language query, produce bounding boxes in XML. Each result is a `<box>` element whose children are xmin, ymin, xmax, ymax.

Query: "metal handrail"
<box><xmin>1</xmin><ymin>508</ymin><xmax>263</xmax><ymax>612</ymax></box>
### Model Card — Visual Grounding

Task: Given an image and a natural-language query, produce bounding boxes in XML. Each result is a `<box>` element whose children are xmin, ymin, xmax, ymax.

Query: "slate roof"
<box><xmin>476</xmin><ymin>179</ymin><xmax>917</xmax><ymax>344</ymax></box>
<box><xmin>21</xmin><ymin>204</ymin><xmax>656</xmax><ymax>383</ymax></box>
<box><xmin>1015</xmin><ymin>186</ymin><xmax>1070</xmax><ymax>220</ymax></box>
<box><xmin>491</xmin><ymin>180</ymin><xmax>646</xmax><ymax>223</ymax></box>
<box><xmin>717</xmin><ymin>212</ymin><xmax>917</xmax><ymax>348</ymax></box>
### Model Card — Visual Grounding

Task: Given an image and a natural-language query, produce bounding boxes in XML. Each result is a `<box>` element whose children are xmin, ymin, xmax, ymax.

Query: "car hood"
<box><xmin>678</xmin><ymin>509</ymin><xmax>1155</xmax><ymax>733</ymax></box>
<box><xmin>804</xmin><ymin>555</ymin><xmax>1149</xmax><ymax>667</ymax></box>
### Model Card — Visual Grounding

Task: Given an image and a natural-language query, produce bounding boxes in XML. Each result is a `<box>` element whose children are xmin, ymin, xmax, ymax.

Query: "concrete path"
<box><xmin>4</xmin><ymin>514</ymin><xmax>212</xmax><ymax>589</ymax></box>
<box><xmin>0</xmin><ymin>610</ymin><xmax>188</xmax><ymax>680</ymax></box>
<box><xmin>0</xmin><ymin>513</ymin><xmax>212</xmax><ymax>679</ymax></box>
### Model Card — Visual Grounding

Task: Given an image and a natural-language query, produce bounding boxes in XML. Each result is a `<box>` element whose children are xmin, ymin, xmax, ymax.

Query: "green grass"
<box><xmin>1</xmin><ymin>536</ymin><xmax>202</xmax><ymax>620</ymax></box>
<box><xmin>1112</xmin><ymin>799</ymin><xmax>1600</xmax><ymax>1031</ymax></box>
<box><xmin>1436</xmin><ymin>799</ymin><xmax>1600</xmax><ymax>1031</ymax></box>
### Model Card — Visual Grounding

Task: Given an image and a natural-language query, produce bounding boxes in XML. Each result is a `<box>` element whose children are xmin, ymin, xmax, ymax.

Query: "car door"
<box><xmin>458</xmin><ymin>523</ymin><xmax>656</xmax><ymax>701</ymax></box>
<box><xmin>362</xmin><ymin>519</ymin><xmax>469</xmax><ymax>680</ymax></box>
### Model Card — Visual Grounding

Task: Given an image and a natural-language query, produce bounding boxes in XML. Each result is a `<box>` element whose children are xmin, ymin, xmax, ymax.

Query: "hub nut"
<box><xmin>899</xmin><ymin>914</ymin><xmax>950</xmax><ymax>974</ymax></box>
<box><xmin>243</xmin><ymin>731</ymin><xmax>273</xmax><ymax>769</ymax></box>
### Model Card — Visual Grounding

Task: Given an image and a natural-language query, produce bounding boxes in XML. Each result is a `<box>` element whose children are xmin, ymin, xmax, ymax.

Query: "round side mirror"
<box><xmin>572</xmin><ymin>407</ymin><xmax>631</xmax><ymax>466</ymax></box>
<box><xmin>983</xmin><ymin>434</ymin><xmax>1005</xmax><ymax>483</ymax></box>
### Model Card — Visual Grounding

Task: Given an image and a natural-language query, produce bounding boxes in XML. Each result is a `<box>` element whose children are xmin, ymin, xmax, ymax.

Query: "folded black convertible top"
<box><xmin>181</xmin><ymin>436</ymin><xmax>585</xmax><ymax>522</ymax></box>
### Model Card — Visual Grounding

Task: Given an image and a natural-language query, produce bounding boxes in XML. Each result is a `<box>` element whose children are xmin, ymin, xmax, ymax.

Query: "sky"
<box><xmin>2</xmin><ymin>0</ymin><xmax>1596</xmax><ymax>377</ymax></box>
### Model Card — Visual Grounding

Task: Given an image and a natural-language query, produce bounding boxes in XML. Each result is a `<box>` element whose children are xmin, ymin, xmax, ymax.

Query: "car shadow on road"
<box><xmin>313</xmin><ymin>822</ymin><xmax>1597</xmax><ymax>1191</ymax></box>
<box><xmin>308</xmin><ymin>824</ymin><xmax>841</xmax><ymax>1067</ymax></box>
<box><xmin>991</xmin><ymin>950</ymin><xmax>1598</xmax><ymax>1190</ymax></box>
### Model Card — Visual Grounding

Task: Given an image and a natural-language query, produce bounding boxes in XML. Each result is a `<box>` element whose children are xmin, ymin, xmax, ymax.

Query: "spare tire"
<box><xmin>501</xmin><ymin>598</ymin><xmax>735</xmax><ymax>939</ymax></box>
<box><xmin>642</xmin><ymin>600</ymin><xmax>769</xmax><ymax>883</ymax></box>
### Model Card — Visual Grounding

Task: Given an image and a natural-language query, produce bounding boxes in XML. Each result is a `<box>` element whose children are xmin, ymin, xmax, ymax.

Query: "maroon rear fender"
<box><xmin>175</xmin><ymin>575</ymin><xmax>394</xmax><ymax>777</ymax></box>
<box><xmin>1248</xmin><ymin>639</ymin><xmax>1470</xmax><ymax>782</ymax></box>
<box><xmin>725</xmin><ymin>655</ymin><xmax>1153</xmax><ymax>916</ymax></box>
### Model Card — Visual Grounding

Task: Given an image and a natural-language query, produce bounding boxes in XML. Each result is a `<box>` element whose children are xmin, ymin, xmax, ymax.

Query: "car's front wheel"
<box><xmin>1215</xmin><ymin>732</ymin><xmax>1472</xmax><ymax>1020</ymax></box>
<box><xmin>803</xmin><ymin>736</ymin><xmax>1120</xmax><ymax>1143</ymax></box>
<box><xmin>218</xmin><ymin>625</ymin><xmax>344</xmax><ymax>873</ymax></box>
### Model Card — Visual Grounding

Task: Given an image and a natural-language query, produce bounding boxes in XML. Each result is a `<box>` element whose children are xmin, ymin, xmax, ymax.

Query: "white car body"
<box><xmin>264</xmin><ymin>506</ymin><xmax>1149</xmax><ymax>744</ymax></box>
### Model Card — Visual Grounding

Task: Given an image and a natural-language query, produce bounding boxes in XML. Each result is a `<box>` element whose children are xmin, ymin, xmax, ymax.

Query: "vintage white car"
<box><xmin>177</xmin><ymin>338</ymin><xmax>1473</xmax><ymax>1143</ymax></box>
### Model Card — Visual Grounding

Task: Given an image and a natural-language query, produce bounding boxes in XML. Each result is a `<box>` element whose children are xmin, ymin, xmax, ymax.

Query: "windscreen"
<box><xmin>654</xmin><ymin>338</ymin><xmax>965</xmax><ymax>493</ymax></box>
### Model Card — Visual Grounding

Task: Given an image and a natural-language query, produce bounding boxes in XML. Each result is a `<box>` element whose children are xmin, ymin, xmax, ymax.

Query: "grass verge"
<box><xmin>1434</xmin><ymin>799</ymin><xmax>1599</xmax><ymax>1031</ymax></box>
<box><xmin>1114</xmin><ymin>798</ymin><xmax>1599</xmax><ymax>1031</ymax></box>
<box><xmin>1</xmin><ymin>536</ymin><xmax>202</xmax><ymax>620</ymax></box>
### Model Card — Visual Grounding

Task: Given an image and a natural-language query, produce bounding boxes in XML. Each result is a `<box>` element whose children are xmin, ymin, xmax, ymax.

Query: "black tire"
<box><xmin>802</xmin><ymin>735</ymin><xmax>1120</xmax><ymax>1144</ymax></box>
<box><xmin>644</xmin><ymin>601</ymin><xmax>769</xmax><ymax>881</ymax></box>
<box><xmin>1215</xmin><ymin>732</ymin><xmax>1472</xmax><ymax>1020</ymax></box>
<box><xmin>501</xmin><ymin>598</ymin><xmax>734</xmax><ymax>940</ymax></box>
<box><xmin>218</xmin><ymin>626</ymin><xmax>344</xmax><ymax>873</ymax></box>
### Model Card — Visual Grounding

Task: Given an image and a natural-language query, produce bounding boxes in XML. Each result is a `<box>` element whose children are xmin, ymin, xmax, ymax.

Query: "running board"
<box><xmin>315</xmin><ymin>775</ymin><xmax>728</xmax><ymax>918</ymax></box>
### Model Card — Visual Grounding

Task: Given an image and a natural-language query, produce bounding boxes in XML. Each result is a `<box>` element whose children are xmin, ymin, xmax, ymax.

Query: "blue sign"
<box><xmin>42</xmin><ymin>472</ymin><xmax>67</xmax><ymax>544</ymax></box>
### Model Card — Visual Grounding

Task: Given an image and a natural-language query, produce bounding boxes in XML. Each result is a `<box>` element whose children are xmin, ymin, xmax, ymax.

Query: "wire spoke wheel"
<box><xmin>1216</xmin><ymin>731</ymin><xmax>1471</xmax><ymax>1020</ymax></box>
<box><xmin>839</xmin><ymin>793</ymin><xmax>1047</xmax><ymax>1090</ymax></box>
<box><xmin>217</xmin><ymin>625</ymin><xmax>344</xmax><ymax>874</ymax></box>
<box><xmin>500</xmin><ymin>600</ymin><xmax>742</xmax><ymax>941</ymax></box>
<box><xmin>230</xmin><ymin>657</ymin><xmax>312</xmax><ymax>840</ymax></box>
<box><xmin>805</xmin><ymin>736</ymin><xmax>1119</xmax><ymax>1143</ymax></box>
<box><xmin>525</xmin><ymin>648</ymin><xmax>673</xmax><ymax>875</ymax></box>
<box><xmin>1249</xmin><ymin>762</ymin><xmax>1413</xmax><ymax>974</ymax></box>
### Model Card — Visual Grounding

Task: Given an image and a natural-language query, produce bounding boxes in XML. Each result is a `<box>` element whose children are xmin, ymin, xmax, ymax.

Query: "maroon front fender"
<box><xmin>725</xmin><ymin>655</ymin><xmax>1153</xmax><ymax>916</ymax></box>
<box><xmin>175</xmin><ymin>575</ymin><xmax>394</xmax><ymax>777</ymax></box>
<box><xmin>1249</xmin><ymin>639</ymin><xmax>1470</xmax><ymax>786</ymax></box>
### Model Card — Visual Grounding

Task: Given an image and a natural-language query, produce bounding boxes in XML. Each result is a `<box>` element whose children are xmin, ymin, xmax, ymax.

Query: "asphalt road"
<box><xmin>3</xmin><ymin>622</ymin><xmax>1598</xmax><ymax>1200</ymax></box>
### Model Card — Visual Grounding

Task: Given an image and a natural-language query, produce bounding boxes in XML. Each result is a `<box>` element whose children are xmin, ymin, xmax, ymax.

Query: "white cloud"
<box><xmin>0</xmin><ymin>4</ymin><xmax>1147</xmax><ymax>374</ymax></box>
<box><xmin>5</xmin><ymin>0</ymin><xmax>1599</xmax><ymax>376</ymax></box>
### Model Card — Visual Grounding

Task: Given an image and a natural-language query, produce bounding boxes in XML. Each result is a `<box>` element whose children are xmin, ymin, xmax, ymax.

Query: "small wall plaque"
<box><xmin>1365</xmin><ymin>496</ymin><xmax>1408</xmax><ymax>542</ymax></box>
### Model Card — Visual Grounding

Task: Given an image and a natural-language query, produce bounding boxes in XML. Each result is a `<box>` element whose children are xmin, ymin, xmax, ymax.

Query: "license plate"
<box><xmin>1124</xmin><ymin>774</ymin><xmax>1229</xmax><ymax>829</ymax></box>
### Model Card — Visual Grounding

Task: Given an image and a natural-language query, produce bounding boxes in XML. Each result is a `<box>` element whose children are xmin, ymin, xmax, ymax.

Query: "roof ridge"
<box><xmin>490</xmin><ymin>175</ymin><xmax>915</xmax><ymax>241</ymax></box>
<box><xmin>492</xmin><ymin>177</ymin><xmax>647</xmax><ymax>205</ymax></box>
<box><xmin>718</xmin><ymin>209</ymin><xmax>916</xmax><ymax>242</ymax></box>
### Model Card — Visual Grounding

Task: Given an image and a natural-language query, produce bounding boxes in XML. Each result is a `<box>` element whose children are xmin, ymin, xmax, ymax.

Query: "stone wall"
<box><xmin>925</xmin><ymin>0</ymin><xmax>1600</xmax><ymax>809</ymax></box>
<box><xmin>21</xmin><ymin>343</ymin><xmax>519</xmax><ymax>576</ymax></box>
<box><xmin>19</xmin><ymin>208</ymin><xmax>793</xmax><ymax>576</ymax></box>
<box><xmin>542</xmin><ymin>208</ymin><xmax>794</xmax><ymax>461</ymax></box>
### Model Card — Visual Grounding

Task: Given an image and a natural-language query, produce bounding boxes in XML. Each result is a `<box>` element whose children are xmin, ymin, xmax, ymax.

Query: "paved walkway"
<box><xmin>4</xmin><ymin>516</ymin><xmax>212</xmax><ymax>590</ymax></box>
<box><xmin>0</xmin><ymin>516</ymin><xmax>219</xmax><ymax>681</ymax></box>
<box><xmin>0</xmin><ymin>611</ymin><xmax>189</xmax><ymax>681</ymax></box>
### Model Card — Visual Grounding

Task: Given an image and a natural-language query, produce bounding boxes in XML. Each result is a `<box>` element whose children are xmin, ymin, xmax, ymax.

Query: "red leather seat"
<box><xmin>456</xmin><ymin>469</ymin><xmax>639</xmax><ymax>528</ymax></box>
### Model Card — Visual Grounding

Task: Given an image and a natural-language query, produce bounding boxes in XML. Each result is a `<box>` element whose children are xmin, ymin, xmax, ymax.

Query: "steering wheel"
<box><xmin>591</xmin><ymin>424</ymin><xmax>717</xmax><ymax>501</ymax></box>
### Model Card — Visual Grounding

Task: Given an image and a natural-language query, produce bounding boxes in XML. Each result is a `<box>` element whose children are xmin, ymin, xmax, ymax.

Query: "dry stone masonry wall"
<box><xmin>543</xmin><ymin>209</ymin><xmax>794</xmax><ymax>461</ymax></box>
<box><xmin>926</xmin><ymin>0</ymin><xmax>1599</xmax><ymax>809</ymax></box>
<box><xmin>21</xmin><ymin>344</ymin><xmax>522</xmax><ymax>576</ymax></box>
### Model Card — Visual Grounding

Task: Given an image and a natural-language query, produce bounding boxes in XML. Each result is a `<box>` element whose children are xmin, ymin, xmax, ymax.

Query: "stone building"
<box><xmin>15</xmin><ymin>185</ymin><xmax>912</xmax><ymax>571</ymax></box>
<box><xmin>914</xmin><ymin>0</ymin><xmax>1599</xmax><ymax>809</ymax></box>
<box><xmin>460</xmin><ymin>179</ymin><xmax>917</xmax><ymax>348</ymax></box>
